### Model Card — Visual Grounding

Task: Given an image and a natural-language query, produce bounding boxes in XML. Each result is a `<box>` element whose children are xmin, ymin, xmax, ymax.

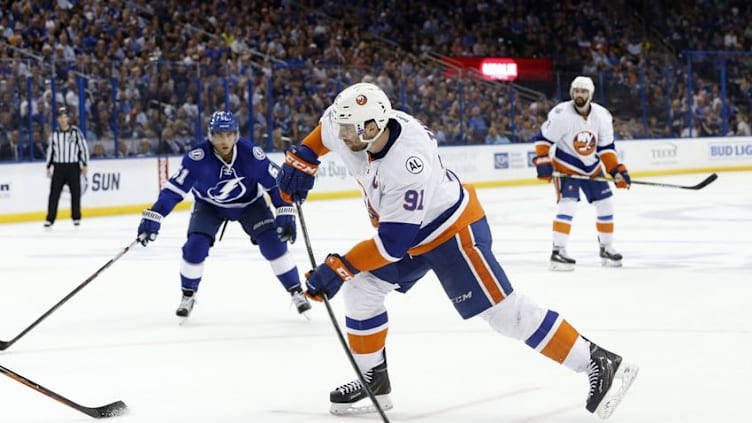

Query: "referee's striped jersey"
<box><xmin>46</xmin><ymin>125</ymin><xmax>89</xmax><ymax>168</ymax></box>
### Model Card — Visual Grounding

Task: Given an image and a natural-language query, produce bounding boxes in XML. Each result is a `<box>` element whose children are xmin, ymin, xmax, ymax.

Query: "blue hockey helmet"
<box><xmin>208</xmin><ymin>111</ymin><xmax>239</xmax><ymax>136</ymax></box>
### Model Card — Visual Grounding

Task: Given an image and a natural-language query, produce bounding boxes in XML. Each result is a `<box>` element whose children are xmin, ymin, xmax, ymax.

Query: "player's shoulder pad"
<box><xmin>550</xmin><ymin>102</ymin><xmax>568</xmax><ymax>118</ymax></box>
<box><xmin>383</xmin><ymin>151</ymin><xmax>430</xmax><ymax>186</ymax></box>
<box><xmin>591</xmin><ymin>102</ymin><xmax>613</xmax><ymax>120</ymax></box>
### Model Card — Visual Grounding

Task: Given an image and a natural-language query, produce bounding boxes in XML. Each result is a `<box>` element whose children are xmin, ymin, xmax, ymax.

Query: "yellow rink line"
<box><xmin>1</xmin><ymin>166</ymin><xmax>750</xmax><ymax>224</ymax></box>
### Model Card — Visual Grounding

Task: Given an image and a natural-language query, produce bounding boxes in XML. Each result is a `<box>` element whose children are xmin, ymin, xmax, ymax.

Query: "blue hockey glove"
<box><xmin>275</xmin><ymin>206</ymin><xmax>297</xmax><ymax>244</ymax></box>
<box><xmin>277</xmin><ymin>145</ymin><xmax>319</xmax><ymax>204</ymax></box>
<box><xmin>532</xmin><ymin>155</ymin><xmax>553</xmax><ymax>181</ymax></box>
<box><xmin>609</xmin><ymin>163</ymin><xmax>631</xmax><ymax>189</ymax></box>
<box><xmin>305</xmin><ymin>254</ymin><xmax>357</xmax><ymax>301</ymax></box>
<box><xmin>137</xmin><ymin>209</ymin><xmax>163</xmax><ymax>246</ymax></box>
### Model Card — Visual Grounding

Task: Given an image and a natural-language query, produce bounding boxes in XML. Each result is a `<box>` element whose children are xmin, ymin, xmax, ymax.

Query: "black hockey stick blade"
<box><xmin>0</xmin><ymin>363</ymin><xmax>128</xmax><ymax>419</ymax></box>
<box><xmin>84</xmin><ymin>400</ymin><xmax>128</xmax><ymax>418</ymax></box>
<box><xmin>690</xmin><ymin>172</ymin><xmax>718</xmax><ymax>189</ymax></box>
<box><xmin>630</xmin><ymin>172</ymin><xmax>718</xmax><ymax>189</ymax></box>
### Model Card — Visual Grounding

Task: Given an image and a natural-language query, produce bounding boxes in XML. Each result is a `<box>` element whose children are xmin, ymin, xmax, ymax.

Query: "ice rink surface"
<box><xmin>0</xmin><ymin>171</ymin><xmax>750</xmax><ymax>423</ymax></box>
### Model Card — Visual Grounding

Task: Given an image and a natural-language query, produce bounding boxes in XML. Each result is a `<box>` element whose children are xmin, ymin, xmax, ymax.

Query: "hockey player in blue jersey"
<box><xmin>136</xmin><ymin>110</ymin><xmax>311</xmax><ymax>319</ymax></box>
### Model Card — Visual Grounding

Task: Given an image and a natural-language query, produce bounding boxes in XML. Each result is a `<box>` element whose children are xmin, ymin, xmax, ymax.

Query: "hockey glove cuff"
<box><xmin>275</xmin><ymin>206</ymin><xmax>297</xmax><ymax>244</ymax></box>
<box><xmin>277</xmin><ymin>145</ymin><xmax>319</xmax><ymax>204</ymax></box>
<box><xmin>305</xmin><ymin>254</ymin><xmax>358</xmax><ymax>301</ymax></box>
<box><xmin>137</xmin><ymin>209</ymin><xmax>163</xmax><ymax>246</ymax></box>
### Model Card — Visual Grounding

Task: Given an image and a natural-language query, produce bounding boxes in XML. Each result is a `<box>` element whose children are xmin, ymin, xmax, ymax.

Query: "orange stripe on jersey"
<box><xmin>596</xmin><ymin>222</ymin><xmax>614</xmax><ymax>233</ymax></box>
<box><xmin>535</xmin><ymin>144</ymin><xmax>551</xmax><ymax>157</ymax></box>
<box><xmin>600</xmin><ymin>151</ymin><xmax>618</xmax><ymax>174</ymax></box>
<box><xmin>553</xmin><ymin>220</ymin><xmax>572</xmax><ymax>234</ymax></box>
<box><xmin>408</xmin><ymin>184</ymin><xmax>485</xmax><ymax>257</ymax></box>
<box><xmin>300</xmin><ymin>123</ymin><xmax>331</xmax><ymax>157</ymax></box>
<box><xmin>458</xmin><ymin>227</ymin><xmax>505</xmax><ymax>304</ymax></box>
<box><xmin>347</xmin><ymin>184</ymin><xmax>487</xmax><ymax>271</ymax></box>
<box><xmin>552</xmin><ymin>162</ymin><xmax>571</xmax><ymax>174</ymax></box>
<box><xmin>540</xmin><ymin>320</ymin><xmax>579</xmax><ymax>363</ymax></box>
<box><xmin>552</xmin><ymin>162</ymin><xmax>604</xmax><ymax>177</ymax></box>
<box><xmin>345</xmin><ymin>239</ymin><xmax>391</xmax><ymax>273</ymax></box>
<box><xmin>348</xmin><ymin>329</ymin><xmax>388</xmax><ymax>354</ymax></box>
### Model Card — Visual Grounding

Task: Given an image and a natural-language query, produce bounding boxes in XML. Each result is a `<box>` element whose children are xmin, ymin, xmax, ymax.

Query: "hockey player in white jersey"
<box><xmin>277</xmin><ymin>82</ymin><xmax>638</xmax><ymax>418</ymax></box>
<box><xmin>532</xmin><ymin>76</ymin><xmax>631</xmax><ymax>271</ymax></box>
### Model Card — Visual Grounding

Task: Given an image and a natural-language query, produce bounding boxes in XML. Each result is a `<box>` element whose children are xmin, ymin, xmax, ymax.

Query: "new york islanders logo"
<box><xmin>571</xmin><ymin>130</ymin><xmax>597</xmax><ymax>156</ymax></box>
<box><xmin>355</xmin><ymin>94</ymin><xmax>367</xmax><ymax>105</ymax></box>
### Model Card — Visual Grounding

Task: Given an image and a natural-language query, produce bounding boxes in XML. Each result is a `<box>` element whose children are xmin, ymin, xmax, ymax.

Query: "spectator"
<box><xmin>736</xmin><ymin>113</ymin><xmax>751</xmax><ymax>136</ymax></box>
<box><xmin>466</xmin><ymin>105</ymin><xmax>488</xmax><ymax>143</ymax></box>
<box><xmin>91</xmin><ymin>142</ymin><xmax>108</xmax><ymax>158</ymax></box>
<box><xmin>117</xmin><ymin>140</ymin><xmax>133</xmax><ymax>158</ymax></box>
<box><xmin>0</xmin><ymin>130</ymin><xmax>20</xmax><ymax>161</ymax></box>
<box><xmin>136</xmin><ymin>138</ymin><xmax>154</xmax><ymax>157</ymax></box>
<box><xmin>485</xmin><ymin>125</ymin><xmax>510</xmax><ymax>144</ymax></box>
<box><xmin>699</xmin><ymin>114</ymin><xmax>720</xmax><ymax>137</ymax></box>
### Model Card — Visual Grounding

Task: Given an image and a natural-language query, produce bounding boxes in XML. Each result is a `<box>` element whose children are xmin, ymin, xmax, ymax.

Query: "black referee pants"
<box><xmin>46</xmin><ymin>163</ymin><xmax>82</xmax><ymax>223</ymax></box>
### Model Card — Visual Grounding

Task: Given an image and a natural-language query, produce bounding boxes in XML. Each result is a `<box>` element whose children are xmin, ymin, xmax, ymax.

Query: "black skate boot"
<box><xmin>330</xmin><ymin>359</ymin><xmax>393</xmax><ymax>415</ymax></box>
<box><xmin>599</xmin><ymin>244</ymin><xmax>623</xmax><ymax>267</ymax></box>
<box><xmin>550</xmin><ymin>246</ymin><xmax>576</xmax><ymax>271</ymax></box>
<box><xmin>289</xmin><ymin>286</ymin><xmax>312</xmax><ymax>316</ymax></box>
<box><xmin>175</xmin><ymin>290</ymin><xmax>196</xmax><ymax>319</ymax></box>
<box><xmin>586</xmin><ymin>343</ymin><xmax>639</xmax><ymax>418</ymax></box>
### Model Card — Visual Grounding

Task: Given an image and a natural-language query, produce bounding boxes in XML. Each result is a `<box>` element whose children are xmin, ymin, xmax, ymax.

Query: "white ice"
<box><xmin>0</xmin><ymin>171</ymin><xmax>750</xmax><ymax>423</ymax></box>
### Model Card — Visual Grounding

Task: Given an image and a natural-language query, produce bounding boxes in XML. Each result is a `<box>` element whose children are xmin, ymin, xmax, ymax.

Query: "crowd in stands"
<box><xmin>1</xmin><ymin>0</ymin><xmax>751</xmax><ymax>163</ymax></box>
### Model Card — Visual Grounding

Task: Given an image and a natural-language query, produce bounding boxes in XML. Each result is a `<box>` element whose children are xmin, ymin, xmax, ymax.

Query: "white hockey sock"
<box><xmin>562</xmin><ymin>336</ymin><xmax>591</xmax><ymax>373</ymax></box>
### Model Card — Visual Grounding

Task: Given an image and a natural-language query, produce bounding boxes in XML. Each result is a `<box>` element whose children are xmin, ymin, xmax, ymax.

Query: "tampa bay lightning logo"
<box><xmin>207</xmin><ymin>175</ymin><xmax>247</xmax><ymax>202</ymax></box>
<box><xmin>188</xmin><ymin>148</ymin><xmax>205</xmax><ymax>161</ymax></box>
<box><xmin>252</xmin><ymin>146</ymin><xmax>266</xmax><ymax>160</ymax></box>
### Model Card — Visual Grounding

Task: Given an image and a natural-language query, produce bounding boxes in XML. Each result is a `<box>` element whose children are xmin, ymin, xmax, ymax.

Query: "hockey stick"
<box><xmin>553</xmin><ymin>172</ymin><xmax>718</xmax><ymax>190</ymax></box>
<box><xmin>0</xmin><ymin>363</ymin><xmax>127</xmax><ymax>418</ymax></box>
<box><xmin>0</xmin><ymin>236</ymin><xmax>144</xmax><ymax>351</ymax></box>
<box><xmin>294</xmin><ymin>202</ymin><xmax>391</xmax><ymax>423</ymax></box>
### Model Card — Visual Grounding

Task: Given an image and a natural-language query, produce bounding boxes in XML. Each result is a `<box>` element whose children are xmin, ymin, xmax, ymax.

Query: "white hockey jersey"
<box><xmin>301</xmin><ymin>108</ymin><xmax>485</xmax><ymax>272</ymax></box>
<box><xmin>535</xmin><ymin>101</ymin><xmax>619</xmax><ymax>175</ymax></box>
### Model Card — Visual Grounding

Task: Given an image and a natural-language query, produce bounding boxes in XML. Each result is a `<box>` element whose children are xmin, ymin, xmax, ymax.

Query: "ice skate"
<box><xmin>43</xmin><ymin>221</ymin><xmax>53</xmax><ymax>229</ymax></box>
<box><xmin>549</xmin><ymin>246</ymin><xmax>576</xmax><ymax>271</ymax></box>
<box><xmin>599</xmin><ymin>245</ymin><xmax>623</xmax><ymax>267</ymax></box>
<box><xmin>586</xmin><ymin>343</ymin><xmax>639</xmax><ymax>419</ymax></box>
<box><xmin>289</xmin><ymin>286</ymin><xmax>312</xmax><ymax>319</ymax></box>
<box><xmin>330</xmin><ymin>359</ymin><xmax>393</xmax><ymax>415</ymax></box>
<box><xmin>175</xmin><ymin>291</ymin><xmax>196</xmax><ymax>322</ymax></box>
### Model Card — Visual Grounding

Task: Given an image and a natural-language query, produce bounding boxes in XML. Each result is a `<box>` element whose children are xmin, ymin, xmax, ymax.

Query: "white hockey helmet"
<box><xmin>331</xmin><ymin>82</ymin><xmax>392</xmax><ymax>143</ymax></box>
<box><xmin>569</xmin><ymin>76</ymin><xmax>595</xmax><ymax>103</ymax></box>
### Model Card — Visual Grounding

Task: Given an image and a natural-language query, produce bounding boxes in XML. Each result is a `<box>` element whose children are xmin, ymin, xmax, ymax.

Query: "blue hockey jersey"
<box><xmin>151</xmin><ymin>139</ymin><xmax>286</xmax><ymax>219</ymax></box>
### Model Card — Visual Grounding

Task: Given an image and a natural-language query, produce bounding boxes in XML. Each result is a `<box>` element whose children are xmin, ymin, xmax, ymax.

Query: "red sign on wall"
<box><xmin>441</xmin><ymin>57</ymin><xmax>553</xmax><ymax>82</ymax></box>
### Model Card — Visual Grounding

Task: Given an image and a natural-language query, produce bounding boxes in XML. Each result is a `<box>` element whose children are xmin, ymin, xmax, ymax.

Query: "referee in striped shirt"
<box><xmin>44</xmin><ymin>106</ymin><xmax>89</xmax><ymax>228</ymax></box>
